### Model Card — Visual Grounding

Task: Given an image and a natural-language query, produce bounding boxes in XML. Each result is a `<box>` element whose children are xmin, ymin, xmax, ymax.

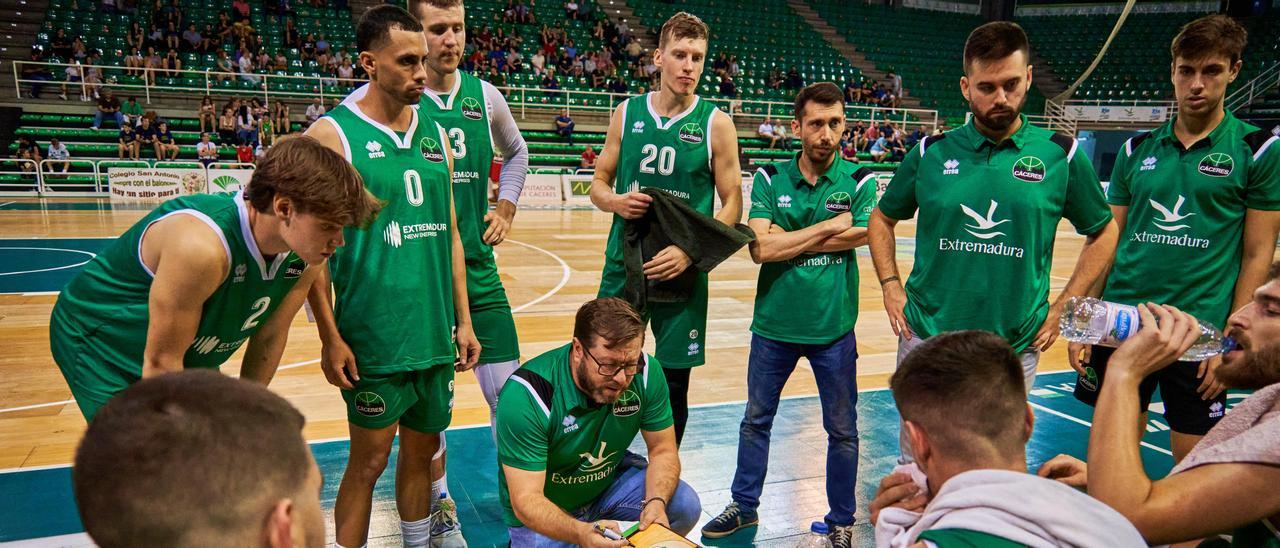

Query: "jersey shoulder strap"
<box><xmin>1244</xmin><ymin>129</ymin><xmax>1278</xmax><ymax>160</ymax></box>
<box><xmin>919</xmin><ymin>133</ymin><xmax>947</xmax><ymax>157</ymax></box>
<box><xmin>1049</xmin><ymin>132</ymin><xmax>1078</xmax><ymax>160</ymax></box>
<box><xmin>1123</xmin><ymin>131</ymin><xmax>1155</xmax><ymax>158</ymax></box>
<box><xmin>511</xmin><ymin>367</ymin><xmax>555</xmax><ymax>410</ymax></box>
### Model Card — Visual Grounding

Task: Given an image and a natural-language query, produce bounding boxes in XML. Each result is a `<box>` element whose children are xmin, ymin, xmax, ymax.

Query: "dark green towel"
<box><xmin>622</xmin><ymin>188</ymin><xmax>755</xmax><ymax>313</ymax></box>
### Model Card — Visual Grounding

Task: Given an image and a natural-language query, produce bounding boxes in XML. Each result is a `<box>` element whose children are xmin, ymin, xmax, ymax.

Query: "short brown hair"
<box><xmin>407</xmin><ymin>0</ymin><xmax>462</xmax><ymax>18</ymax></box>
<box><xmin>890</xmin><ymin>331</ymin><xmax>1028</xmax><ymax>461</ymax></box>
<box><xmin>658</xmin><ymin>11</ymin><xmax>709</xmax><ymax>49</ymax></box>
<box><xmin>73</xmin><ymin>370</ymin><xmax>311</xmax><ymax>547</ymax></box>
<box><xmin>1171</xmin><ymin>14</ymin><xmax>1247</xmax><ymax>65</ymax></box>
<box><xmin>244</xmin><ymin>135</ymin><xmax>381</xmax><ymax>226</ymax></box>
<box><xmin>573</xmin><ymin>297</ymin><xmax>644</xmax><ymax>349</ymax></box>
<box><xmin>794</xmin><ymin>82</ymin><xmax>845</xmax><ymax>122</ymax></box>
<box><xmin>963</xmin><ymin>21</ymin><xmax>1030</xmax><ymax>73</ymax></box>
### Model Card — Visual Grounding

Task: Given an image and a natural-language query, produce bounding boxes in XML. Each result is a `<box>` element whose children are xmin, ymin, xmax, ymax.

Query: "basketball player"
<box><xmin>589</xmin><ymin>11</ymin><xmax>742</xmax><ymax>445</ymax></box>
<box><xmin>1071</xmin><ymin>14</ymin><xmax>1280</xmax><ymax>461</ymax></box>
<box><xmin>48</xmin><ymin>136</ymin><xmax>378</xmax><ymax>421</ymax></box>
<box><xmin>343</xmin><ymin>0</ymin><xmax>530</xmax><ymax>542</ymax></box>
<box><xmin>303</xmin><ymin>6</ymin><xmax>480</xmax><ymax>548</ymax></box>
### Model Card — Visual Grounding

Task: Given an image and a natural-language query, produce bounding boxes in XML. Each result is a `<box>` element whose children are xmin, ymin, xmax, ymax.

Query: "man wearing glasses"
<box><xmin>495</xmin><ymin>297</ymin><xmax>702</xmax><ymax>547</ymax></box>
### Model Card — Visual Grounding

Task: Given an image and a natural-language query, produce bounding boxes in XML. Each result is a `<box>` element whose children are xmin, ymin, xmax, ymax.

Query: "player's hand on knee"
<box><xmin>643</xmin><ymin>245</ymin><xmax>691</xmax><ymax>281</ymax></box>
<box><xmin>321</xmin><ymin>338</ymin><xmax>359</xmax><ymax>390</ymax></box>
<box><xmin>614</xmin><ymin>191</ymin><xmax>652</xmax><ymax>220</ymax></box>
<box><xmin>1067</xmin><ymin>342</ymin><xmax>1091</xmax><ymax>375</ymax></box>
<box><xmin>870</xmin><ymin>472</ymin><xmax>928</xmax><ymax>525</ymax></box>
<box><xmin>1036</xmin><ymin>453</ymin><xmax>1088</xmax><ymax>488</ymax></box>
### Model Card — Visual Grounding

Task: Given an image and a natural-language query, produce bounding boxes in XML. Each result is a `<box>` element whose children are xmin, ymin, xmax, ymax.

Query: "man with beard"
<box><xmin>496</xmin><ymin>298</ymin><xmax>701</xmax><ymax>547</ymax></box>
<box><xmin>868</xmin><ymin>21</ymin><xmax>1119</xmax><ymax>402</ymax></box>
<box><xmin>343</xmin><ymin>1</ymin><xmax>532</xmax><ymax>543</ymax></box>
<box><xmin>700</xmin><ymin>83</ymin><xmax>876</xmax><ymax>547</ymax></box>
<box><xmin>304</xmin><ymin>6</ymin><xmax>481</xmax><ymax>548</ymax></box>
<box><xmin>1038</xmin><ymin>261</ymin><xmax>1280</xmax><ymax>546</ymax></box>
<box><xmin>1070</xmin><ymin>14</ymin><xmax>1280</xmax><ymax>463</ymax></box>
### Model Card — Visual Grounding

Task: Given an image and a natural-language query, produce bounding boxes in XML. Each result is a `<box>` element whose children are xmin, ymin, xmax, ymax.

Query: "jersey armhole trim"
<box><xmin>706</xmin><ymin>107</ymin><xmax>716</xmax><ymax>171</ymax></box>
<box><xmin>137</xmin><ymin>209</ymin><xmax>231</xmax><ymax>280</ymax></box>
<box><xmin>320</xmin><ymin>117</ymin><xmax>352</xmax><ymax>162</ymax></box>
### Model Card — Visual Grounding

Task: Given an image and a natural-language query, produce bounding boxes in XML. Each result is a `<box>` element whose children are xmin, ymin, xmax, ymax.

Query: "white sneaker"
<box><xmin>428</xmin><ymin>497</ymin><xmax>467</xmax><ymax>548</ymax></box>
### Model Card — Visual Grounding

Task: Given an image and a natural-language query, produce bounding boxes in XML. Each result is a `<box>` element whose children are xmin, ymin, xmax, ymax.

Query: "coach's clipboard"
<box><xmin>620</xmin><ymin>522</ymin><xmax>700</xmax><ymax>547</ymax></box>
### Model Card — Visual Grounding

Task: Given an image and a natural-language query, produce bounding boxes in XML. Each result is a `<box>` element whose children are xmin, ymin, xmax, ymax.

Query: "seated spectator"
<box><xmin>59</xmin><ymin>62</ymin><xmax>82</xmax><ymax>102</ymax></box>
<box><xmin>1038</xmin><ymin>267</ymin><xmax>1280</xmax><ymax>545</ymax></box>
<box><xmin>198</xmin><ymin>96</ymin><xmax>217</xmax><ymax>133</ymax></box>
<box><xmin>231</xmin><ymin>0</ymin><xmax>250</xmax><ymax>21</ymax></box>
<box><xmin>91</xmin><ymin>88</ymin><xmax>124</xmax><ymax>130</ymax></box>
<box><xmin>869</xmin><ymin>331</ymin><xmax>1145</xmax><ymax>547</ymax></box>
<box><xmin>718</xmin><ymin>74</ymin><xmax>736</xmax><ymax>98</ymax></box>
<box><xmin>542</xmin><ymin>69</ymin><xmax>560</xmax><ymax>90</ymax></box>
<box><xmin>757</xmin><ymin>119</ymin><xmax>781</xmax><ymax>150</ymax></box>
<box><xmin>840</xmin><ymin>140</ymin><xmax>859</xmax><ymax>163</ymax></box>
<box><xmin>46</xmin><ymin>138</ymin><xmax>71</xmax><ymax>174</ymax></box>
<box><xmin>300</xmin><ymin>33</ymin><xmax>317</xmax><ymax>61</ymax></box>
<box><xmin>14</xmin><ymin>137</ymin><xmax>41</xmax><ymax>172</ymax></box>
<box><xmin>274</xmin><ymin>102</ymin><xmax>291</xmax><ymax>136</ymax></box>
<box><xmin>766</xmin><ymin>68</ymin><xmax>783</xmax><ymax>90</ymax></box>
<box><xmin>869</xmin><ymin>135</ymin><xmax>889</xmax><ymax>162</ymax></box>
<box><xmin>506</xmin><ymin>47</ymin><xmax>524</xmax><ymax>73</ymax></box>
<box><xmin>843</xmin><ymin>80</ymin><xmax>859</xmax><ymax>104</ymax></box>
<box><xmin>201</xmin><ymin>23</ymin><xmax>219</xmax><ymax>52</ymax></box>
<box><xmin>711</xmin><ymin>52</ymin><xmax>728</xmax><ymax>76</ymax></box>
<box><xmin>196</xmin><ymin>132</ymin><xmax>219</xmax><ymax>166</ymax></box>
<box><xmin>530</xmin><ymin>51</ymin><xmax>546</xmax><ymax>76</ymax></box>
<box><xmin>304</xmin><ymin>98</ymin><xmax>325</xmax><ymax>129</ymax></box>
<box><xmin>608</xmin><ymin>75</ymin><xmax>628</xmax><ymax>95</ymax></box>
<box><xmin>871</xmin><ymin>84</ymin><xmax>888</xmax><ymax>106</ymax></box>
<box><xmin>135</xmin><ymin>116</ymin><xmax>157</xmax><ymax>153</ymax></box>
<box><xmin>21</xmin><ymin>51</ymin><xmax>54</xmax><ymax>99</ymax></box>
<box><xmin>727</xmin><ymin>55</ymin><xmax>740</xmax><ymax>78</ymax></box>
<box><xmin>785</xmin><ymin>66</ymin><xmax>803</xmax><ymax>90</ymax></box>
<box><xmin>72</xmin><ymin>370</ymin><xmax>325</xmax><ymax>548</ymax></box>
<box><xmin>849</xmin><ymin>122</ymin><xmax>868</xmax><ymax>151</ymax></box>
<box><xmin>774</xmin><ymin>121</ymin><xmax>793</xmax><ymax>151</ymax></box>
<box><xmin>153</xmin><ymin>121</ymin><xmax>180</xmax><ymax>160</ymax></box>
<box><xmin>50</xmin><ymin>28</ymin><xmax>73</xmax><ymax>59</ymax></box>
<box><xmin>238</xmin><ymin>51</ymin><xmax>259</xmax><ymax>85</ymax></box>
<box><xmin>163</xmin><ymin>49</ymin><xmax>183</xmax><ymax>78</ymax></box>
<box><xmin>118</xmin><ymin>124</ymin><xmax>140</xmax><ymax>160</ymax></box>
<box><xmin>863</xmin><ymin>123</ymin><xmax>880</xmax><ymax>151</ymax></box>
<box><xmin>315</xmin><ymin>33</ymin><xmax>329</xmax><ymax>56</ymax></box>
<box><xmin>235</xmin><ymin>141</ymin><xmax>254</xmax><ymax>164</ymax></box>
<box><xmin>82</xmin><ymin>54</ymin><xmax>103</xmax><ymax>99</ymax></box>
<box><xmin>498</xmin><ymin>298</ymin><xmax>702</xmax><ymax>545</ymax></box>
<box><xmin>124</xmin><ymin>47</ymin><xmax>145</xmax><ymax>77</ymax></box>
<box><xmin>886</xmin><ymin>131</ymin><xmax>906</xmax><ymax>162</ymax></box>
<box><xmin>182</xmin><ymin>24</ymin><xmax>201</xmax><ymax>51</ymax></box>
<box><xmin>214</xmin><ymin>50</ymin><xmax>234</xmax><ymax>83</ymax></box>
<box><xmin>905</xmin><ymin>125</ymin><xmax>926</xmax><ymax>148</ymax></box>
<box><xmin>564</xmin><ymin>0</ymin><xmax>579</xmax><ymax>20</ymax></box>
<box><xmin>217</xmin><ymin>107</ymin><xmax>238</xmax><ymax>143</ymax></box>
<box><xmin>887</xmin><ymin>69</ymin><xmax>903</xmax><ymax>99</ymax></box>
<box><xmin>579</xmin><ymin>145</ymin><xmax>597</xmax><ymax>169</ymax></box>
<box><xmin>554</xmin><ymin>109</ymin><xmax>574</xmax><ymax>145</ymax></box>
<box><xmin>237</xmin><ymin>106</ymin><xmax>259</xmax><ymax>145</ymax></box>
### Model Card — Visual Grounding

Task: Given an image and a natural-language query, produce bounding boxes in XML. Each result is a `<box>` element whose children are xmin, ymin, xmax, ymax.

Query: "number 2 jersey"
<box><xmin>49</xmin><ymin>191</ymin><xmax>307</xmax><ymax>380</ymax></box>
<box><xmin>321</xmin><ymin>103</ymin><xmax>457</xmax><ymax>374</ymax></box>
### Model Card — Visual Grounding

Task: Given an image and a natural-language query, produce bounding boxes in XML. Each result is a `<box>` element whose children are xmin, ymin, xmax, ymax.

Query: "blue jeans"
<box><xmin>507</xmin><ymin>454</ymin><xmax>702</xmax><ymax>547</ymax></box>
<box><xmin>93</xmin><ymin>110</ymin><xmax>124</xmax><ymax>129</ymax></box>
<box><xmin>731</xmin><ymin>332</ymin><xmax>859</xmax><ymax>526</ymax></box>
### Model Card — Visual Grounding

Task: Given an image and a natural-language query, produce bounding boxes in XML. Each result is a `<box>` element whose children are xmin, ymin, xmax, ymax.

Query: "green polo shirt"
<box><xmin>495</xmin><ymin>343</ymin><xmax>674</xmax><ymax>527</ymax></box>
<box><xmin>748</xmin><ymin>154</ymin><xmax>878</xmax><ymax>344</ymax></box>
<box><xmin>877</xmin><ymin>115</ymin><xmax>1112</xmax><ymax>352</ymax></box>
<box><xmin>1103</xmin><ymin>111</ymin><xmax>1280</xmax><ymax>329</ymax></box>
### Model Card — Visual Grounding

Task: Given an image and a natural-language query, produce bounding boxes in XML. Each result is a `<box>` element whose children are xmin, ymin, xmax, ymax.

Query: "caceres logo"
<box><xmin>632</xmin><ymin>121</ymin><xmax>646</xmax><ymax>134</ymax></box>
<box><xmin>420</xmin><ymin>137</ymin><xmax>445</xmax><ymax>163</ymax></box>
<box><xmin>1140</xmin><ymin>156</ymin><xmax>1158</xmax><ymax>171</ymax></box>
<box><xmin>1209</xmin><ymin>401</ymin><xmax>1224</xmax><ymax>418</ymax></box>
<box><xmin>562</xmin><ymin>414</ymin><xmax>579</xmax><ymax>433</ymax></box>
<box><xmin>1012</xmin><ymin>156</ymin><xmax>1046</xmax><ymax>183</ymax></box>
<box><xmin>777</xmin><ymin>195</ymin><xmax>792</xmax><ymax>208</ymax></box>
<box><xmin>284</xmin><ymin>259</ymin><xmax>305</xmax><ymax>279</ymax></box>
<box><xmin>942</xmin><ymin>158</ymin><xmax>960</xmax><ymax>175</ymax></box>
<box><xmin>1079</xmin><ymin>366</ymin><xmax>1099</xmax><ymax>391</ymax></box>
<box><xmin>232</xmin><ymin>263</ymin><xmax>247</xmax><ymax>283</ymax></box>
<box><xmin>1149</xmin><ymin>195</ymin><xmax>1195</xmax><ymax>232</ymax></box>
<box><xmin>824</xmin><ymin>191</ymin><xmax>852</xmax><ymax>213</ymax></box>
<box><xmin>1198</xmin><ymin>153</ymin><xmax>1234</xmax><ymax>177</ymax></box>
<box><xmin>354</xmin><ymin>391</ymin><xmax>386</xmax><ymax>417</ymax></box>
<box><xmin>612</xmin><ymin>389</ymin><xmax>641</xmax><ymax>417</ymax></box>
<box><xmin>461</xmin><ymin>97</ymin><xmax>484</xmax><ymax>120</ymax></box>
<box><xmin>365</xmin><ymin>140</ymin><xmax>385</xmax><ymax>159</ymax></box>
<box><xmin>677</xmin><ymin>122</ymin><xmax>704</xmax><ymax>144</ymax></box>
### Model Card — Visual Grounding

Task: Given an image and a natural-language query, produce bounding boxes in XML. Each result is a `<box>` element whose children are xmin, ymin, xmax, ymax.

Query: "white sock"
<box><xmin>401</xmin><ymin>516</ymin><xmax>431</xmax><ymax>547</ymax></box>
<box><xmin>434</xmin><ymin>473</ymin><xmax>450</xmax><ymax>502</ymax></box>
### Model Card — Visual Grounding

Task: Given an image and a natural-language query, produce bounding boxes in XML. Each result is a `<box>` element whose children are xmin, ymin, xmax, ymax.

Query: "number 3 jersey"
<box><xmin>322</xmin><ymin>104</ymin><xmax>457</xmax><ymax>374</ymax></box>
<box><xmin>50</xmin><ymin>191</ymin><xmax>306</xmax><ymax>378</ymax></box>
<box><xmin>600</xmin><ymin>93</ymin><xmax>719</xmax><ymax>294</ymax></box>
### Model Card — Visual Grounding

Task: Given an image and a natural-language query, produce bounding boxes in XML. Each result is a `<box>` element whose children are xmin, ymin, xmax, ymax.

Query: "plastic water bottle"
<box><xmin>1059</xmin><ymin>297</ymin><xmax>1235</xmax><ymax>361</ymax></box>
<box><xmin>796</xmin><ymin>521</ymin><xmax>832</xmax><ymax>548</ymax></box>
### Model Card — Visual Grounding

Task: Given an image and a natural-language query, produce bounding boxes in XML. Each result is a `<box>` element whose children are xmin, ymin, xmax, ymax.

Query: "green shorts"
<box><xmin>49</xmin><ymin>320</ymin><xmax>136</xmax><ymax>421</ymax></box>
<box><xmin>598</xmin><ymin>266</ymin><xmax>708</xmax><ymax>369</ymax></box>
<box><xmin>342</xmin><ymin>365</ymin><xmax>456</xmax><ymax>432</ymax></box>
<box><xmin>467</xmin><ymin>259</ymin><xmax>521</xmax><ymax>364</ymax></box>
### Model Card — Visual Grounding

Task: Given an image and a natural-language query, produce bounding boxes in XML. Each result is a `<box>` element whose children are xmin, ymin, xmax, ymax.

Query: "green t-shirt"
<box><xmin>917</xmin><ymin>529</ymin><xmax>1028</xmax><ymax>548</ymax></box>
<box><xmin>322</xmin><ymin>104</ymin><xmax>457</xmax><ymax>374</ymax></box>
<box><xmin>599</xmin><ymin>93</ymin><xmax>719</xmax><ymax>297</ymax></box>
<box><xmin>51</xmin><ymin>191</ymin><xmax>306</xmax><ymax>379</ymax></box>
<box><xmin>122</xmin><ymin>101</ymin><xmax>143</xmax><ymax>117</ymax></box>
<box><xmin>1103</xmin><ymin>112</ymin><xmax>1280</xmax><ymax>329</ymax></box>
<box><xmin>495</xmin><ymin>343</ymin><xmax>674</xmax><ymax>527</ymax></box>
<box><xmin>877</xmin><ymin>115</ymin><xmax>1112</xmax><ymax>352</ymax></box>
<box><xmin>748</xmin><ymin>155</ymin><xmax>878</xmax><ymax>344</ymax></box>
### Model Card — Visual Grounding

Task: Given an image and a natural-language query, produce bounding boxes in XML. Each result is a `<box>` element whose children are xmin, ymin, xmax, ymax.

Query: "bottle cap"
<box><xmin>1222</xmin><ymin>336</ymin><xmax>1237</xmax><ymax>354</ymax></box>
<box><xmin>810</xmin><ymin>521</ymin><xmax>828</xmax><ymax>534</ymax></box>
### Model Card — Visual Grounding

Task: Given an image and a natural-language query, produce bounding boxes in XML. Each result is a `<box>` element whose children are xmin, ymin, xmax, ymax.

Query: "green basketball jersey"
<box><xmin>50</xmin><ymin>191</ymin><xmax>306</xmax><ymax>379</ymax></box>
<box><xmin>419</xmin><ymin>71</ymin><xmax>495</xmax><ymax>265</ymax></box>
<box><xmin>599</xmin><ymin>93</ymin><xmax>719</xmax><ymax>295</ymax></box>
<box><xmin>323</xmin><ymin>104</ymin><xmax>457</xmax><ymax>374</ymax></box>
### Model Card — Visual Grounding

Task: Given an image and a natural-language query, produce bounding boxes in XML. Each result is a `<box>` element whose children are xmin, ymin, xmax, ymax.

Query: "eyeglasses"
<box><xmin>580</xmin><ymin>341</ymin><xmax>642</xmax><ymax>378</ymax></box>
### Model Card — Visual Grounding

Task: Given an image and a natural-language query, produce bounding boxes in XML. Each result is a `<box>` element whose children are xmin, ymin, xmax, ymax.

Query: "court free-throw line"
<box><xmin>0</xmin><ymin>239</ymin><xmax>572</xmax><ymax>415</ymax></box>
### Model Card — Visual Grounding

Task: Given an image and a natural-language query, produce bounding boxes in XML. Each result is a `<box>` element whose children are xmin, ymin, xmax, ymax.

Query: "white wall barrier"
<box><xmin>518</xmin><ymin>173</ymin><xmax>565</xmax><ymax>205</ymax></box>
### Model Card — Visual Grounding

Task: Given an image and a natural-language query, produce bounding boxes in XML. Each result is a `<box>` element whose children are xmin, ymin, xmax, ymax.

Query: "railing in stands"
<box><xmin>1227</xmin><ymin>61</ymin><xmax>1280</xmax><ymax>114</ymax></box>
<box><xmin>13</xmin><ymin>60</ymin><xmax>941</xmax><ymax>131</ymax></box>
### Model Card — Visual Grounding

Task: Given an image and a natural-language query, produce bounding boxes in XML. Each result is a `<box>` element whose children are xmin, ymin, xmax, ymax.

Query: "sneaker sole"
<box><xmin>699</xmin><ymin>519</ymin><xmax>759</xmax><ymax>539</ymax></box>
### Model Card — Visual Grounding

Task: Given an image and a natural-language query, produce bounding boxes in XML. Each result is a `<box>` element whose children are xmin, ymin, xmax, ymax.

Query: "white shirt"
<box><xmin>47</xmin><ymin>144</ymin><xmax>70</xmax><ymax>160</ymax></box>
<box><xmin>305</xmin><ymin>104</ymin><xmax>325</xmax><ymax>121</ymax></box>
<box><xmin>758</xmin><ymin>123</ymin><xmax>774</xmax><ymax>135</ymax></box>
<box><xmin>197</xmin><ymin>141</ymin><xmax>217</xmax><ymax>158</ymax></box>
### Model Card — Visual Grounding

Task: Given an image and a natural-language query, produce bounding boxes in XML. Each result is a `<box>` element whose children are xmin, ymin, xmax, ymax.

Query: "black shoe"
<box><xmin>700</xmin><ymin>501</ymin><xmax>758</xmax><ymax>539</ymax></box>
<box><xmin>828</xmin><ymin>523</ymin><xmax>854</xmax><ymax>548</ymax></box>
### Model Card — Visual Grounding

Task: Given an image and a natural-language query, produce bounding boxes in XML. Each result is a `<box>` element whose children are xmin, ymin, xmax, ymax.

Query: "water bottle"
<box><xmin>796</xmin><ymin>521</ymin><xmax>832</xmax><ymax>548</ymax></box>
<box><xmin>1059</xmin><ymin>297</ymin><xmax>1235</xmax><ymax>361</ymax></box>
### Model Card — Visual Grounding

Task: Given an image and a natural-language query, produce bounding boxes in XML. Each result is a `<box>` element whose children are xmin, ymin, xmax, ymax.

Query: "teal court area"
<box><xmin>0</xmin><ymin>371</ymin><xmax>1249</xmax><ymax>547</ymax></box>
<box><xmin>0</xmin><ymin>239</ymin><xmax>113</xmax><ymax>295</ymax></box>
